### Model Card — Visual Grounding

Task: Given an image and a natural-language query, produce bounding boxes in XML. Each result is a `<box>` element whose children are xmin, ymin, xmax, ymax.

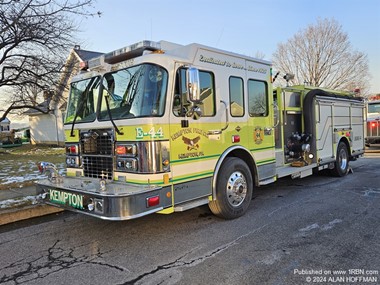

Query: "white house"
<box><xmin>26</xmin><ymin>47</ymin><xmax>103</xmax><ymax>146</ymax></box>
<box><xmin>0</xmin><ymin>117</ymin><xmax>10</xmax><ymax>132</ymax></box>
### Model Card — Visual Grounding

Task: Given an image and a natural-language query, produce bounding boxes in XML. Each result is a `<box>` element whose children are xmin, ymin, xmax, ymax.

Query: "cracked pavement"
<box><xmin>0</xmin><ymin>155</ymin><xmax>379</xmax><ymax>285</ymax></box>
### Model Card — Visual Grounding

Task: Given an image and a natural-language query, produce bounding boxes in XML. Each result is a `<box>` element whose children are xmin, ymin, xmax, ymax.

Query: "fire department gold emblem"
<box><xmin>254</xmin><ymin>127</ymin><xmax>264</xmax><ymax>144</ymax></box>
<box><xmin>182</xmin><ymin>136</ymin><xmax>201</xmax><ymax>151</ymax></box>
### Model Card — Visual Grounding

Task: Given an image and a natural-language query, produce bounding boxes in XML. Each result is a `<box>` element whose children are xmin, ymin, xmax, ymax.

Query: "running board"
<box><xmin>174</xmin><ymin>197</ymin><xmax>209</xmax><ymax>212</ymax></box>
<box><xmin>259</xmin><ymin>177</ymin><xmax>276</xmax><ymax>185</ymax></box>
<box><xmin>276</xmin><ymin>163</ymin><xmax>316</xmax><ymax>179</ymax></box>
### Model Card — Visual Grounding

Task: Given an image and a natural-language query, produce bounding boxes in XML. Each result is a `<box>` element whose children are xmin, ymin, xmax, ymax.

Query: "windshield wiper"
<box><xmin>70</xmin><ymin>77</ymin><xmax>97</xmax><ymax>137</ymax></box>
<box><xmin>121</xmin><ymin>66</ymin><xmax>143</xmax><ymax>109</ymax></box>
<box><xmin>70</xmin><ymin>99</ymin><xmax>84</xmax><ymax>137</ymax></box>
<box><xmin>103</xmin><ymin>85</ymin><xmax>123</xmax><ymax>135</ymax></box>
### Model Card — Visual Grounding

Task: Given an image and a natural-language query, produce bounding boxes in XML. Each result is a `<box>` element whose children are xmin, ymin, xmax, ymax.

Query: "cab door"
<box><xmin>247</xmin><ymin>78</ymin><xmax>276</xmax><ymax>181</ymax></box>
<box><xmin>168</xmin><ymin>65</ymin><xmax>215</xmax><ymax>205</ymax></box>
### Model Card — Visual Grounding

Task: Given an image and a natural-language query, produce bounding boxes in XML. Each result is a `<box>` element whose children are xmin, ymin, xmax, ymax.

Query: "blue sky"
<box><xmin>79</xmin><ymin>0</ymin><xmax>380</xmax><ymax>93</ymax></box>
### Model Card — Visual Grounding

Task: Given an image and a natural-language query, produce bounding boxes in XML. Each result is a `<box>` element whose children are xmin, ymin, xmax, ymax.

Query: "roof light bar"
<box><xmin>104</xmin><ymin>40</ymin><xmax>161</xmax><ymax>64</ymax></box>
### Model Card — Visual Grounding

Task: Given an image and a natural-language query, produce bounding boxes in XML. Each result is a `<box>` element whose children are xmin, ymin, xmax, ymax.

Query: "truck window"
<box><xmin>173</xmin><ymin>68</ymin><xmax>216</xmax><ymax>117</ymax></box>
<box><xmin>368</xmin><ymin>102</ymin><xmax>380</xmax><ymax>113</ymax></box>
<box><xmin>99</xmin><ymin>64</ymin><xmax>168</xmax><ymax>120</ymax></box>
<box><xmin>199</xmin><ymin>71</ymin><xmax>216</xmax><ymax>116</ymax></box>
<box><xmin>248</xmin><ymin>79</ymin><xmax>268</xmax><ymax>117</ymax></box>
<box><xmin>229</xmin><ymin>76</ymin><xmax>244</xmax><ymax>117</ymax></box>
<box><xmin>65</xmin><ymin>76</ymin><xmax>100</xmax><ymax>124</ymax></box>
<box><xmin>285</xmin><ymin>92</ymin><xmax>301</xmax><ymax>107</ymax></box>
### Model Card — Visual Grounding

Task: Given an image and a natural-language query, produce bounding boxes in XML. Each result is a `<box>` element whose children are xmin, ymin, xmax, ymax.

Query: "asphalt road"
<box><xmin>0</xmin><ymin>153</ymin><xmax>379</xmax><ymax>285</ymax></box>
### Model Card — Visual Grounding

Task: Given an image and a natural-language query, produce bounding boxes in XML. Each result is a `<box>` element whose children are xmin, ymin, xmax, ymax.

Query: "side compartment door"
<box><xmin>315</xmin><ymin>98</ymin><xmax>335</xmax><ymax>160</ymax></box>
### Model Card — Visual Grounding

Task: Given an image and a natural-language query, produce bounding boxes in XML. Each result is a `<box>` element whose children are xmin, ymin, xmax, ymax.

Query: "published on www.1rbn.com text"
<box><xmin>294</xmin><ymin>268</ymin><xmax>378</xmax><ymax>284</ymax></box>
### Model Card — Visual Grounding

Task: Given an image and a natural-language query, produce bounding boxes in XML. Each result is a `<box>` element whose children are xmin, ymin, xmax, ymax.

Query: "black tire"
<box><xmin>330</xmin><ymin>142</ymin><xmax>349</xmax><ymax>177</ymax></box>
<box><xmin>209</xmin><ymin>157</ymin><xmax>253</xmax><ymax>219</ymax></box>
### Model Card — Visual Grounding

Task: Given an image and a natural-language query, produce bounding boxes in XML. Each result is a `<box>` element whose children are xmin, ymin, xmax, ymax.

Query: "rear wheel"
<box><xmin>330</xmin><ymin>142</ymin><xmax>349</xmax><ymax>177</ymax></box>
<box><xmin>209</xmin><ymin>157</ymin><xmax>253</xmax><ymax>219</ymax></box>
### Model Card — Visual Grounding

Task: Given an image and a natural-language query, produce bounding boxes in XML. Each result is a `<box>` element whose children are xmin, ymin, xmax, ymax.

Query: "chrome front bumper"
<box><xmin>36</xmin><ymin>177</ymin><xmax>172</xmax><ymax>220</ymax></box>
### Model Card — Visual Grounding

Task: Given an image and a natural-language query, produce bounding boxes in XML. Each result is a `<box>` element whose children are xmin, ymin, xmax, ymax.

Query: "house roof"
<box><xmin>73</xmin><ymin>49</ymin><xmax>104</xmax><ymax>62</ymax></box>
<box><xmin>0</xmin><ymin>117</ymin><xmax>10</xmax><ymax>124</ymax></box>
<box><xmin>24</xmin><ymin>101</ymin><xmax>50</xmax><ymax>115</ymax></box>
<box><xmin>25</xmin><ymin>48</ymin><xmax>104</xmax><ymax>117</ymax></box>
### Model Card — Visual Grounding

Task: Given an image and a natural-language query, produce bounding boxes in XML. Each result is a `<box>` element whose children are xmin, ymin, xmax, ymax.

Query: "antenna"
<box><xmin>216</xmin><ymin>27</ymin><xmax>224</xmax><ymax>47</ymax></box>
<box><xmin>150</xmin><ymin>18</ymin><xmax>153</xmax><ymax>40</ymax></box>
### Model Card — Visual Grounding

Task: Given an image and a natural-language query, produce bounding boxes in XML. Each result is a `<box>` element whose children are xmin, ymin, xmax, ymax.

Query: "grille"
<box><xmin>82</xmin><ymin>156</ymin><xmax>113</xmax><ymax>180</ymax></box>
<box><xmin>81</xmin><ymin>129</ymin><xmax>113</xmax><ymax>155</ymax></box>
<box><xmin>81</xmin><ymin>129</ymin><xmax>113</xmax><ymax>180</ymax></box>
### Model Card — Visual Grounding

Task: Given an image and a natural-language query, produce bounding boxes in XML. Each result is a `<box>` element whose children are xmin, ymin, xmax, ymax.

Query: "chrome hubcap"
<box><xmin>339</xmin><ymin>148</ymin><xmax>348</xmax><ymax>170</ymax></box>
<box><xmin>226</xmin><ymin>171</ymin><xmax>247</xmax><ymax>207</ymax></box>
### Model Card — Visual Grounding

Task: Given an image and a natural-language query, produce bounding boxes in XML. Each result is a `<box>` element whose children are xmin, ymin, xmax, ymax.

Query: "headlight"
<box><xmin>115</xmin><ymin>141</ymin><xmax>170</xmax><ymax>173</ymax></box>
<box><xmin>66</xmin><ymin>156</ymin><xmax>80</xmax><ymax>167</ymax></box>
<box><xmin>65</xmin><ymin>143</ymin><xmax>80</xmax><ymax>168</ymax></box>
<box><xmin>116</xmin><ymin>157</ymin><xmax>138</xmax><ymax>172</ymax></box>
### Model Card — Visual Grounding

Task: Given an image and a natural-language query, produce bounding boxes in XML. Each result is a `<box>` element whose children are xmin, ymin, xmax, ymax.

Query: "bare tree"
<box><xmin>0</xmin><ymin>0</ymin><xmax>98</xmax><ymax>122</ymax></box>
<box><xmin>254</xmin><ymin>51</ymin><xmax>266</xmax><ymax>60</ymax></box>
<box><xmin>272</xmin><ymin>18</ymin><xmax>370</xmax><ymax>95</ymax></box>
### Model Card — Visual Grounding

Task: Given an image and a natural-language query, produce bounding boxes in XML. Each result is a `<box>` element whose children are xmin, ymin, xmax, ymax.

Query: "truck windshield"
<box><xmin>368</xmin><ymin>102</ymin><xmax>380</xmax><ymax>114</ymax></box>
<box><xmin>99</xmin><ymin>64</ymin><xmax>168</xmax><ymax>120</ymax></box>
<box><xmin>65</xmin><ymin>76</ymin><xmax>101</xmax><ymax>124</ymax></box>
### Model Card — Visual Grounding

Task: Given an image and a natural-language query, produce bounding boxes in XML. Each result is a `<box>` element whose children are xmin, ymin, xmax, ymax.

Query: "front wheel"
<box><xmin>209</xmin><ymin>157</ymin><xmax>253</xmax><ymax>219</ymax></box>
<box><xmin>330</xmin><ymin>142</ymin><xmax>349</xmax><ymax>177</ymax></box>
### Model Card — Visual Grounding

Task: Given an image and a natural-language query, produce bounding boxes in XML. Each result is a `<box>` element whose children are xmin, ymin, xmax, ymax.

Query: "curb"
<box><xmin>0</xmin><ymin>204</ymin><xmax>64</xmax><ymax>226</ymax></box>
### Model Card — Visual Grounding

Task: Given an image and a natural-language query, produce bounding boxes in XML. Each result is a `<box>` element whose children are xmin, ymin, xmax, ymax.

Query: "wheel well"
<box><xmin>338</xmin><ymin>137</ymin><xmax>351</xmax><ymax>154</ymax></box>
<box><xmin>339</xmin><ymin>136</ymin><xmax>356</xmax><ymax>160</ymax></box>
<box><xmin>223</xmin><ymin>148</ymin><xmax>258</xmax><ymax>185</ymax></box>
<box><xmin>211</xmin><ymin>147</ymin><xmax>258</xmax><ymax>201</ymax></box>
<box><xmin>227</xmin><ymin>149</ymin><xmax>257</xmax><ymax>176</ymax></box>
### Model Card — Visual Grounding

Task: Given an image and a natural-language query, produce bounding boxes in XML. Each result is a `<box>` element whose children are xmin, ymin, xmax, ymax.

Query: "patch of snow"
<box><xmin>0</xmin><ymin>195</ymin><xmax>43</xmax><ymax>209</ymax></box>
<box><xmin>0</xmin><ymin>162</ymin><xmax>65</xmax><ymax>185</ymax></box>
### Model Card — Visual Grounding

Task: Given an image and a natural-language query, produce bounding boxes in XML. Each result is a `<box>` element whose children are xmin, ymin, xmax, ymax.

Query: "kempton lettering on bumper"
<box><xmin>49</xmin><ymin>189</ymin><xmax>84</xmax><ymax>209</ymax></box>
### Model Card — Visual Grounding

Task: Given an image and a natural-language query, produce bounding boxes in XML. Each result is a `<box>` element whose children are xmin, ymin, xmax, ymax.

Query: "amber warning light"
<box><xmin>116</xmin><ymin>145</ymin><xmax>127</xmax><ymax>155</ymax></box>
<box><xmin>115</xmin><ymin>144</ymin><xmax>137</xmax><ymax>156</ymax></box>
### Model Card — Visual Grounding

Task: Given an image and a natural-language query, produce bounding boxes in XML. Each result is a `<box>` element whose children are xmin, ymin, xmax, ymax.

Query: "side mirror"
<box><xmin>186</xmin><ymin>67</ymin><xmax>201</xmax><ymax>103</ymax></box>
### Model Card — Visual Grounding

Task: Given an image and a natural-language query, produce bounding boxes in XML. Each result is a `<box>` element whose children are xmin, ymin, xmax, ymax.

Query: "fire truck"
<box><xmin>365</xmin><ymin>100</ymin><xmax>380</xmax><ymax>146</ymax></box>
<box><xmin>36</xmin><ymin>40</ymin><xmax>365</xmax><ymax>220</ymax></box>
